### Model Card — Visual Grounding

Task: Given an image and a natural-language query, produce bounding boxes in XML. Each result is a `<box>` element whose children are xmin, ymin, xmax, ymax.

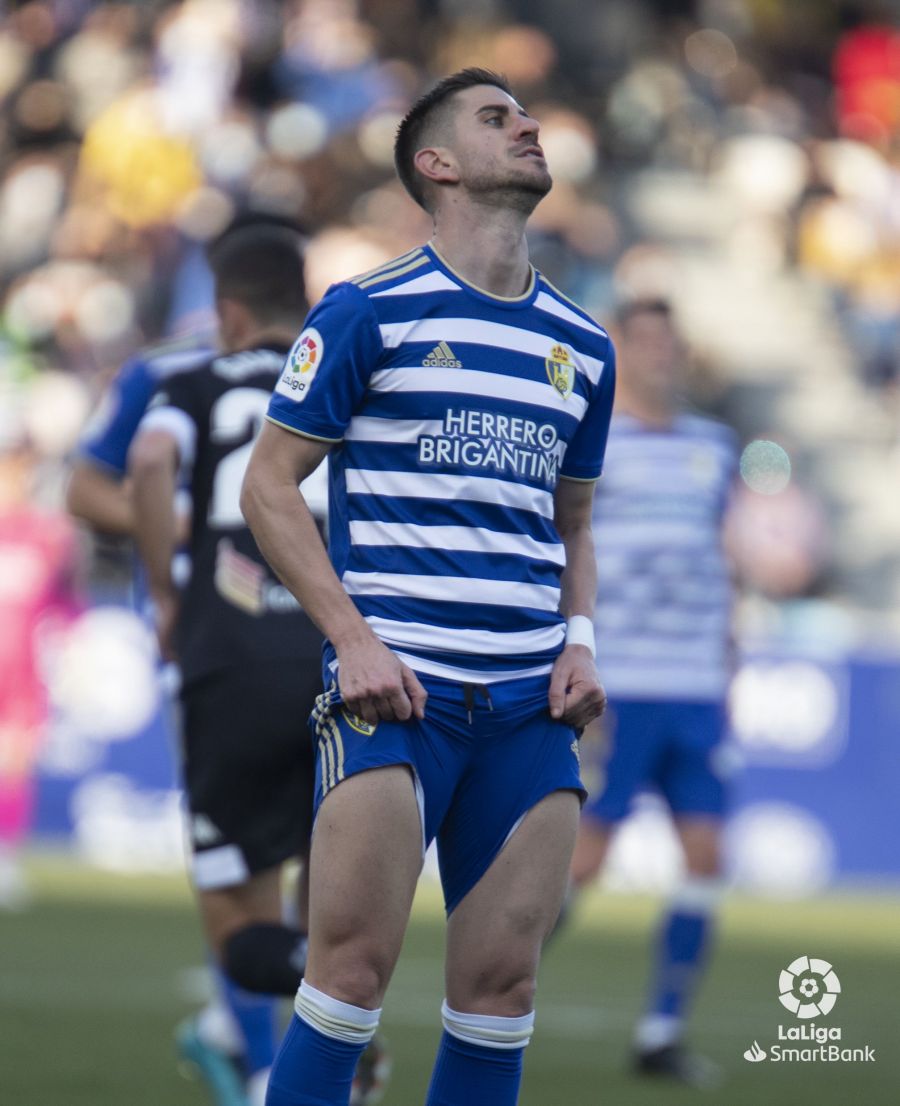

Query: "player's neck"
<box><xmin>430</xmin><ymin>206</ymin><xmax>532</xmax><ymax>298</ymax></box>
<box><xmin>224</xmin><ymin>326</ymin><xmax>297</xmax><ymax>354</ymax></box>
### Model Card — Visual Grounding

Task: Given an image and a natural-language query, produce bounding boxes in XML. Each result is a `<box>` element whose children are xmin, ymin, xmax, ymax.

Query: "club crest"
<box><xmin>546</xmin><ymin>343</ymin><xmax>574</xmax><ymax>399</ymax></box>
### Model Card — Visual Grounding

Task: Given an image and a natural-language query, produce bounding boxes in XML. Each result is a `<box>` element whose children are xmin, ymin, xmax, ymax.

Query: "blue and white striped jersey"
<box><xmin>267</xmin><ymin>244</ymin><xmax>616</xmax><ymax>683</ymax></box>
<box><xmin>591</xmin><ymin>413</ymin><xmax>738</xmax><ymax>701</ymax></box>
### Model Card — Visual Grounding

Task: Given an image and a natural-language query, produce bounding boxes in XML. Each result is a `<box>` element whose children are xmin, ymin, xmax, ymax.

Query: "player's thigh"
<box><xmin>445</xmin><ymin>788</ymin><xmax>580</xmax><ymax>1015</ymax></box>
<box><xmin>198</xmin><ymin>865</ymin><xmax>284</xmax><ymax>954</ymax></box>
<box><xmin>180</xmin><ymin>662</ymin><xmax>316</xmax><ymax>896</ymax></box>
<box><xmin>674</xmin><ymin>815</ymin><xmax>723</xmax><ymax>877</ymax></box>
<box><xmin>570</xmin><ymin>814</ymin><xmax>614</xmax><ymax>887</ymax></box>
<box><xmin>305</xmin><ymin>764</ymin><xmax>423</xmax><ymax>1001</ymax></box>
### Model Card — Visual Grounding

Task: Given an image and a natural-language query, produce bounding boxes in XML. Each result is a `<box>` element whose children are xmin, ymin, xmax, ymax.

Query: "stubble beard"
<box><xmin>465</xmin><ymin>163</ymin><xmax>553</xmax><ymax>215</ymax></box>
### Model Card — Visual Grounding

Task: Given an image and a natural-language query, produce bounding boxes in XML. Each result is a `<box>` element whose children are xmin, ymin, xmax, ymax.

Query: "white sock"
<box><xmin>246</xmin><ymin>1066</ymin><xmax>270</xmax><ymax>1106</ymax></box>
<box><xmin>634</xmin><ymin>1013</ymin><xmax>682</xmax><ymax>1051</ymax></box>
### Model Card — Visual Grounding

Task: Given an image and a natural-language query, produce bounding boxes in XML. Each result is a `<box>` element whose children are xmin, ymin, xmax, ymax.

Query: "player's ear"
<box><xmin>414</xmin><ymin>145</ymin><xmax>459</xmax><ymax>187</ymax></box>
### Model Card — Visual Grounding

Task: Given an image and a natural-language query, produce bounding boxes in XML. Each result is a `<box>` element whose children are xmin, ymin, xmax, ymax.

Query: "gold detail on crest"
<box><xmin>341</xmin><ymin>707</ymin><xmax>378</xmax><ymax>736</ymax></box>
<box><xmin>546</xmin><ymin>344</ymin><xmax>574</xmax><ymax>399</ymax></box>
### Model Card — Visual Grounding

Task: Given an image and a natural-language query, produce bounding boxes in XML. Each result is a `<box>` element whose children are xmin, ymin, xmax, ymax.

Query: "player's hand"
<box><xmin>151</xmin><ymin>589</ymin><xmax>179</xmax><ymax>663</ymax></box>
<box><xmin>548</xmin><ymin>645</ymin><xmax>606</xmax><ymax>729</ymax></box>
<box><xmin>336</xmin><ymin>633</ymin><xmax>427</xmax><ymax>725</ymax></box>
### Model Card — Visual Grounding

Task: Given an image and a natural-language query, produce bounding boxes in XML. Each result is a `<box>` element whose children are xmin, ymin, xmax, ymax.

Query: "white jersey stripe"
<box><xmin>344</xmin><ymin>468</ymin><xmax>555</xmax><ymax>519</ymax></box>
<box><xmin>342</xmin><ymin>570</ymin><xmax>560</xmax><ymax>611</ymax></box>
<box><xmin>344</xmin><ymin>415</ymin><xmax>444</xmax><ymax>443</ymax></box>
<box><xmin>370</xmin><ymin>271</ymin><xmax>460</xmax><ymax>297</ymax></box>
<box><xmin>388</xmin><ymin>651</ymin><xmax>554</xmax><ymax>684</ymax></box>
<box><xmin>348</xmin><ymin>520</ymin><xmax>566</xmax><ymax>565</ymax></box>
<box><xmin>369</xmin><ymin>366</ymin><xmax>588</xmax><ymax>419</ymax></box>
<box><xmin>377</xmin><ymin>318</ymin><xmax>605</xmax><ymax>385</ymax></box>
<box><xmin>534</xmin><ymin>292</ymin><xmax>607</xmax><ymax>337</ymax></box>
<box><xmin>363</xmin><ymin>616</ymin><xmax>565</xmax><ymax>655</ymax></box>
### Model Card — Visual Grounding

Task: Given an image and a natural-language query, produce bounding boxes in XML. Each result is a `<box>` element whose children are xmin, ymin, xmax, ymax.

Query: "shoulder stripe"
<box><xmin>357</xmin><ymin>254</ymin><xmax>429</xmax><ymax>290</ymax></box>
<box><xmin>350</xmin><ymin>248</ymin><xmax>423</xmax><ymax>285</ymax></box>
<box><xmin>539</xmin><ymin>275</ymin><xmax>607</xmax><ymax>329</ymax></box>
<box><xmin>370</xmin><ymin>271</ymin><xmax>459</xmax><ymax>298</ymax></box>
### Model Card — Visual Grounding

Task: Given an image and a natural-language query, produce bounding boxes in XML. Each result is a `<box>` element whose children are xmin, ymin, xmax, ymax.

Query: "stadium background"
<box><xmin>1</xmin><ymin>1</ymin><xmax>898</xmax><ymax>1103</ymax></box>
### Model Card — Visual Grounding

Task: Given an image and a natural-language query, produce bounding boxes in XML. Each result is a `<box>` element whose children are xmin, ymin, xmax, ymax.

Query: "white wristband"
<box><xmin>565</xmin><ymin>615</ymin><xmax>596</xmax><ymax>657</ymax></box>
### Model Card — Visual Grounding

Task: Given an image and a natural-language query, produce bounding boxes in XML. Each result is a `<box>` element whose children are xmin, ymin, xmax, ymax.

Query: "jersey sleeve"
<box><xmin>560</xmin><ymin>338</ymin><xmax>617</xmax><ymax>481</ymax></box>
<box><xmin>77</xmin><ymin>356</ymin><xmax>156</xmax><ymax>477</ymax></box>
<box><xmin>266</xmin><ymin>282</ymin><xmax>383</xmax><ymax>442</ymax></box>
<box><xmin>137</xmin><ymin>372</ymin><xmax>201</xmax><ymax>470</ymax></box>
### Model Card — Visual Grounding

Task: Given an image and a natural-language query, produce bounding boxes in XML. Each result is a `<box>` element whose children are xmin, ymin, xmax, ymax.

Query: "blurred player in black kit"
<box><xmin>129</xmin><ymin>219</ymin><xmax>388</xmax><ymax>1106</ymax></box>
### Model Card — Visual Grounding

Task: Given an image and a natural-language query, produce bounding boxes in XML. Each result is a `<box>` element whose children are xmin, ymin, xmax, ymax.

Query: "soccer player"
<box><xmin>240</xmin><ymin>68</ymin><xmax>615</xmax><ymax>1106</ymax></box>
<box><xmin>570</xmin><ymin>298</ymin><xmax>736</xmax><ymax>1087</ymax></box>
<box><xmin>65</xmin><ymin>319</ymin><xmax>274</xmax><ymax>1106</ymax></box>
<box><xmin>128</xmin><ymin>221</ymin><xmax>324</xmax><ymax>1106</ymax></box>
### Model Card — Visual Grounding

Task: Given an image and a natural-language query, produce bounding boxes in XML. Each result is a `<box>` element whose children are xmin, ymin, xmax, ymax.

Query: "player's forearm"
<box><xmin>66</xmin><ymin>463</ymin><xmax>135</xmax><ymax>535</ymax></box>
<box><xmin>241</xmin><ymin>468</ymin><xmax>374</xmax><ymax>650</ymax></box>
<box><xmin>558</xmin><ymin>521</ymin><xmax>597</xmax><ymax>619</ymax></box>
<box><xmin>130</xmin><ymin>453</ymin><xmax>178</xmax><ymax>597</ymax></box>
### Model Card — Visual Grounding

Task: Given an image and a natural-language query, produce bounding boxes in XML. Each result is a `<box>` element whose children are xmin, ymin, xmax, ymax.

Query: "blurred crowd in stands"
<box><xmin>2</xmin><ymin>0</ymin><xmax>899</xmax><ymax>637</ymax></box>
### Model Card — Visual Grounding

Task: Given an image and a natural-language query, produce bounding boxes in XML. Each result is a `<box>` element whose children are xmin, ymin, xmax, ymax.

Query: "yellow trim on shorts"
<box><xmin>324</xmin><ymin>716</ymin><xmax>345</xmax><ymax>784</ymax></box>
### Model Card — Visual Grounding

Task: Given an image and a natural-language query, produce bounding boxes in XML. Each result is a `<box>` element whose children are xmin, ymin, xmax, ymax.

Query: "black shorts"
<box><xmin>180</xmin><ymin>660</ymin><xmax>319</xmax><ymax>890</ymax></box>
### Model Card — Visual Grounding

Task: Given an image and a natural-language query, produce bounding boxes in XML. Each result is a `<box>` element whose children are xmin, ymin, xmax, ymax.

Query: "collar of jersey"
<box><xmin>425</xmin><ymin>243</ymin><xmax>539</xmax><ymax>309</ymax></box>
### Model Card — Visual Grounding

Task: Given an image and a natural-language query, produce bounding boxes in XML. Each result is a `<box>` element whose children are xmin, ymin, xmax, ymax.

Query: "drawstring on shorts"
<box><xmin>462</xmin><ymin>683</ymin><xmax>494</xmax><ymax>724</ymax></box>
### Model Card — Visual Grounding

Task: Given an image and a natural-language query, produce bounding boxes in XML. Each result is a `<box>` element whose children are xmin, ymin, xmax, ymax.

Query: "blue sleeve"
<box><xmin>78</xmin><ymin>357</ymin><xmax>156</xmax><ymax>477</ymax></box>
<box><xmin>560</xmin><ymin>339</ymin><xmax>617</xmax><ymax>480</ymax></box>
<box><xmin>267</xmin><ymin>283</ymin><xmax>382</xmax><ymax>442</ymax></box>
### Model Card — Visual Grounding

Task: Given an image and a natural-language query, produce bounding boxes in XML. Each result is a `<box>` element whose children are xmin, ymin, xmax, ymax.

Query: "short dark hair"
<box><xmin>207</xmin><ymin>218</ymin><xmax>307</xmax><ymax>323</ymax></box>
<box><xmin>394</xmin><ymin>67</ymin><xmax>514</xmax><ymax>210</ymax></box>
<box><xmin>615</xmin><ymin>297</ymin><xmax>673</xmax><ymax>328</ymax></box>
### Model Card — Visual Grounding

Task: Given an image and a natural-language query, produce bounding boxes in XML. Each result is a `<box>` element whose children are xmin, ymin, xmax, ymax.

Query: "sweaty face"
<box><xmin>446</xmin><ymin>85</ymin><xmax>552</xmax><ymax>211</ymax></box>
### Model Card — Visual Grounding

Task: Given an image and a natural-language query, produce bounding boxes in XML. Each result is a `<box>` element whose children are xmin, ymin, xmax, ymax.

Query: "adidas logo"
<box><xmin>191</xmin><ymin>814</ymin><xmax>223</xmax><ymax>846</ymax></box>
<box><xmin>423</xmin><ymin>342</ymin><xmax>462</xmax><ymax>369</ymax></box>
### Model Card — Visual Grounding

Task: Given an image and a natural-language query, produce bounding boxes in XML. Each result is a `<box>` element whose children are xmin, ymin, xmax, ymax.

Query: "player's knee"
<box><xmin>462</xmin><ymin>972</ymin><xmax>536</xmax><ymax>1018</ymax></box>
<box><xmin>682</xmin><ymin>836</ymin><xmax>722</xmax><ymax>878</ymax></box>
<box><xmin>315</xmin><ymin>946</ymin><xmax>392</xmax><ymax>1009</ymax></box>
<box><xmin>222</xmin><ymin>922</ymin><xmax>307</xmax><ymax>996</ymax></box>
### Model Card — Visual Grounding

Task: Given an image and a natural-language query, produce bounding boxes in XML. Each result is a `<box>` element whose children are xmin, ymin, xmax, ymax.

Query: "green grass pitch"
<box><xmin>1</xmin><ymin>855</ymin><xmax>897</xmax><ymax>1105</ymax></box>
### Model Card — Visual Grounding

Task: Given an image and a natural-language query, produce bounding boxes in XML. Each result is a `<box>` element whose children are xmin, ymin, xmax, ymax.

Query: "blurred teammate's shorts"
<box><xmin>180</xmin><ymin>661</ymin><xmax>318</xmax><ymax>890</ymax></box>
<box><xmin>310</xmin><ymin>672</ymin><xmax>585</xmax><ymax>914</ymax></box>
<box><xmin>582</xmin><ymin>698</ymin><xmax>728</xmax><ymax>824</ymax></box>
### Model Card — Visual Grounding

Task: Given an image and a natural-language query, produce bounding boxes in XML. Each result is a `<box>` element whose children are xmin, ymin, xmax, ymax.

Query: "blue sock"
<box><xmin>266</xmin><ymin>1014</ymin><xmax>366</xmax><ymax>1106</ymax></box>
<box><xmin>266</xmin><ymin>982</ymin><xmax>380</xmax><ymax>1106</ymax></box>
<box><xmin>426</xmin><ymin>1004</ymin><xmax>535</xmax><ymax>1106</ymax></box>
<box><xmin>642</xmin><ymin>879</ymin><xmax>721</xmax><ymax>1039</ymax></box>
<box><xmin>217</xmin><ymin>966</ymin><xmax>279</xmax><ymax>1076</ymax></box>
<box><xmin>426</xmin><ymin>1031</ymin><xmax>525</xmax><ymax>1106</ymax></box>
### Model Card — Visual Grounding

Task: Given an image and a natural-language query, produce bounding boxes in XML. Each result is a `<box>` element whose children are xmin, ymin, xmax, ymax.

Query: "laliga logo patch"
<box><xmin>341</xmin><ymin>707</ymin><xmax>377</xmax><ymax>735</ymax></box>
<box><xmin>276</xmin><ymin>327</ymin><xmax>323</xmax><ymax>403</ymax></box>
<box><xmin>545</xmin><ymin>343</ymin><xmax>574</xmax><ymax>399</ymax></box>
<box><xmin>778</xmin><ymin>956</ymin><xmax>840</xmax><ymax>1018</ymax></box>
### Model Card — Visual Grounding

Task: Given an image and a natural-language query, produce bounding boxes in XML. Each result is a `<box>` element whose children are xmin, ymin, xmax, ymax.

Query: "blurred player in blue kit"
<box><xmin>570</xmin><ymin>298</ymin><xmax>737</xmax><ymax>1087</ymax></box>
<box><xmin>241</xmin><ymin>69</ymin><xmax>614</xmax><ymax>1106</ymax></box>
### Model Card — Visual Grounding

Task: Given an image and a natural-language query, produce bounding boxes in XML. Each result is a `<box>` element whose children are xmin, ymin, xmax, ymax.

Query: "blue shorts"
<box><xmin>310</xmin><ymin>672</ymin><xmax>585</xmax><ymax>914</ymax></box>
<box><xmin>582</xmin><ymin>699</ymin><xmax>727</xmax><ymax>824</ymax></box>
